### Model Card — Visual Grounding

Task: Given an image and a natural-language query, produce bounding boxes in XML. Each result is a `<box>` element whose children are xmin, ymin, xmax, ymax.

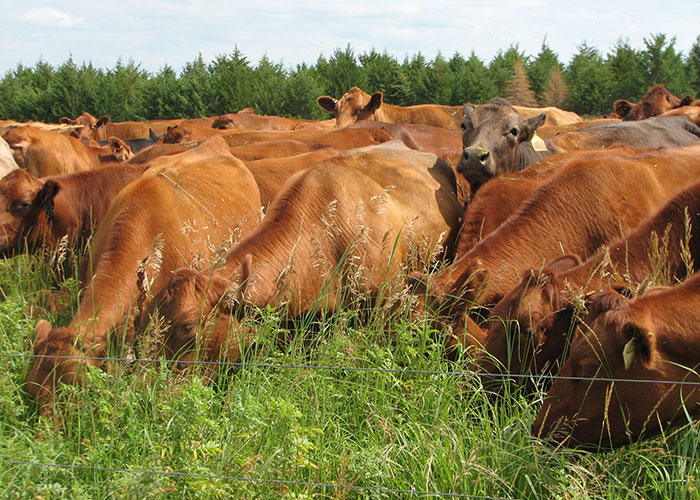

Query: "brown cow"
<box><xmin>477</xmin><ymin>177</ymin><xmax>700</xmax><ymax>382</ymax></box>
<box><xmin>3</xmin><ymin>126</ymin><xmax>121</xmax><ymax>176</ymax></box>
<box><xmin>0</xmin><ymin>136</ymin><xmax>19</xmax><ymax>177</ymax></box>
<box><xmin>317</xmin><ymin>87</ymin><xmax>461</xmax><ymax>130</ymax></box>
<box><xmin>25</xmin><ymin>137</ymin><xmax>262</xmax><ymax>414</ymax></box>
<box><xmin>105</xmin><ymin>118</ymin><xmax>184</xmax><ymax>140</ymax></box>
<box><xmin>139</xmin><ymin>141</ymin><xmax>463</xmax><ymax>368</ymax></box>
<box><xmin>513</xmin><ymin>105</ymin><xmax>582</xmax><ymax>127</ymax></box>
<box><xmin>614</xmin><ymin>84</ymin><xmax>695</xmax><ymax>121</ymax></box>
<box><xmin>212</xmin><ymin>112</ymin><xmax>328</xmax><ymax>131</ymax></box>
<box><xmin>0</xmin><ymin>164</ymin><xmax>145</xmax><ymax>258</ymax></box>
<box><xmin>60</xmin><ymin>112</ymin><xmax>110</xmax><ymax>142</ymax></box>
<box><xmin>532</xmin><ymin>273</ymin><xmax>700</xmax><ymax>449</ymax></box>
<box><xmin>413</xmin><ymin>144</ymin><xmax>700</xmax><ymax>317</ymax></box>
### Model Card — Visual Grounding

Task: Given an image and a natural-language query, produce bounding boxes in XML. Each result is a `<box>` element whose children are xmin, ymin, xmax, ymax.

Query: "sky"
<box><xmin>1</xmin><ymin>1</ymin><xmax>698</xmax><ymax>75</ymax></box>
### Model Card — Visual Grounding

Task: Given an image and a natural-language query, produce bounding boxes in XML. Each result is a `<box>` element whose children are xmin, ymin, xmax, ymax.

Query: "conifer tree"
<box><xmin>540</xmin><ymin>67</ymin><xmax>569</xmax><ymax>108</ymax></box>
<box><xmin>606</xmin><ymin>39</ymin><xmax>645</xmax><ymax>102</ymax></box>
<box><xmin>687</xmin><ymin>36</ymin><xmax>700</xmax><ymax>95</ymax></box>
<box><xmin>489</xmin><ymin>45</ymin><xmax>526</xmax><ymax>96</ymax></box>
<box><xmin>528</xmin><ymin>38</ymin><xmax>562</xmax><ymax>103</ymax></box>
<box><xmin>640</xmin><ymin>33</ymin><xmax>690</xmax><ymax>96</ymax></box>
<box><xmin>505</xmin><ymin>58</ymin><xmax>538</xmax><ymax>106</ymax></box>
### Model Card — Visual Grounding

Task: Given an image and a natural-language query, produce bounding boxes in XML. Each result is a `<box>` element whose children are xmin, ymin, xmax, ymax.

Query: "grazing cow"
<box><xmin>614</xmin><ymin>84</ymin><xmax>695</xmax><ymax>121</ymax></box>
<box><xmin>0</xmin><ymin>137</ymin><xmax>19</xmax><ymax>177</ymax></box>
<box><xmin>532</xmin><ymin>274</ymin><xmax>700</xmax><ymax>449</ymax></box>
<box><xmin>476</xmin><ymin>178</ymin><xmax>700</xmax><ymax>381</ymax></box>
<box><xmin>317</xmin><ymin>87</ymin><xmax>461</xmax><ymax>130</ymax></box>
<box><xmin>60</xmin><ymin>112</ymin><xmax>110</xmax><ymax>142</ymax></box>
<box><xmin>25</xmin><ymin>137</ymin><xmax>262</xmax><ymax>414</ymax></box>
<box><xmin>0</xmin><ymin>164</ymin><xmax>145</xmax><ymax>258</ymax></box>
<box><xmin>139</xmin><ymin>141</ymin><xmax>463</xmax><ymax>368</ymax></box>
<box><xmin>3</xmin><ymin>126</ymin><xmax>121</xmax><ymax>176</ymax></box>
<box><xmin>412</xmin><ymin>144</ymin><xmax>700</xmax><ymax>316</ymax></box>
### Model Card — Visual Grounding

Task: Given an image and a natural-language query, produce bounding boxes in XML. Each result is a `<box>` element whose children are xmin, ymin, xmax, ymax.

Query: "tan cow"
<box><xmin>317</xmin><ymin>87</ymin><xmax>461</xmax><ymax>130</ymax></box>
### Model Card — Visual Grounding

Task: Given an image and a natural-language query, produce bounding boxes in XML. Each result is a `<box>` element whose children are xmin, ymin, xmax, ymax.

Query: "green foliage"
<box><xmin>566</xmin><ymin>42</ymin><xmax>614</xmax><ymax>116</ymax></box>
<box><xmin>606</xmin><ymin>39</ymin><xmax>646</xmax><ymax>102</ymax></box>
<box><xmin>1</xmin><ymin>34</ymin><xmax>699</xmax><ymax>123</ymax></box>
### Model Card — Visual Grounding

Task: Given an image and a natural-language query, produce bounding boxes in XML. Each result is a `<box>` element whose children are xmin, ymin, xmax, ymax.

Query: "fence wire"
<box><xmin>2</xmin><ymin>352</ymin><xmax>700</xmax><ymax>387</ymax></box>
<box><xmin>0</xmin><ymin>459</ymin><xmax>517</xmax><ymax>500</ymax></box>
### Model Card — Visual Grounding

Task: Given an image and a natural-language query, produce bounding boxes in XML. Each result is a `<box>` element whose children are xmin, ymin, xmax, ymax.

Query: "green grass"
<box><xmin>0</xmin><ymin>253</ymin><xmax>698</xmax><ymax>499</ymax></box>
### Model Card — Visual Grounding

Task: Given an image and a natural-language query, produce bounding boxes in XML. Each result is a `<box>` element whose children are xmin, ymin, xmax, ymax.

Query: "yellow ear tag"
<box><xmin>623</xmin><ymin>338</ymin><xmax>636</xmax><ymax>371</ymax></box>
<box><xmin>531</xmin><ymin>132</ymin><xmax>547</xmax><ymax>152</ymax></box>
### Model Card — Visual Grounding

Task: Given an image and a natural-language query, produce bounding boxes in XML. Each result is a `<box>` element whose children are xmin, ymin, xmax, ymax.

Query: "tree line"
<box><xmin>1</xmin><ymin>33</ymin><xmax>698</xmax><ymax>123</ymax></box>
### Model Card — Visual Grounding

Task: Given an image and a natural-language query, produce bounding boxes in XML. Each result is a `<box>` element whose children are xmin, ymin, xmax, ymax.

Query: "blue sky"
<box><xmin>1</xmin><ymin>1</ymin><xmax>697</xmax><ymax>74</ymax></box>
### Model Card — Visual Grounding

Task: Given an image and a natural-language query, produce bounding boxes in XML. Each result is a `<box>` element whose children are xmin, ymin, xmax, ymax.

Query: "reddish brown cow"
<box><xmin>212</xmin><ymin>112</ymin><xmax>328</xmax><ymax>131</ymax></box>
<box><xmin>532</xmin><ymin>274</ymin><xmax>700</xmax><ymax>449</ymax></box>
<box><xmin>413</xmin><ymin>144</ymin><xmax>700</xmax><ymax>317</ymax></box>
<box><xmin>60</xmin><ymin>112</ymin><xmax>110</xmax><ymax>142</ymax></box>
<box><xmin>317</xmin><ymin>87</ymin><xmax>461</xmax><ymax>130</ymax></box>
<box><xmin>513</xmin><ymin>105</ymin><xmax>582</xmax><ymax>127</ymax></box>
<box><xmin>614</xmin><ymin>84</ymin><xmax>695</xmax><ymax>121</ymax></box>
<box><xmin>25</xmin><ymin>138</ymin><xmax>262</xmax><ymax>414</ymax></box>
<box><xmin>0</xmin><ymin>164</ymin><xmax>145</xmax><ymax>257</ymax></box>
<box><xmin>3</xmin><ymin>126</ymin><xmax>121</xmax><ymax>176</ymax></box>
<box><xmin>477</xmin><ymin>178</ymin><xmax>700</xmax><ymax>381</ymax></box>
<box><xmin>105</xmin><ymin>119</ymin><xmax>184</xmax><ymax>140</ymax></box>
<box><xmin>139</xmin><ymin>142</ymin><xmax>463</xmax><ymax>368</ymax></box>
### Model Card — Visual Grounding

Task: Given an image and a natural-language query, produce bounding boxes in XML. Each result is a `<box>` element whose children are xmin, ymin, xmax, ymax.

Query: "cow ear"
<box><xmin>614</xmin><ymin>100</ymin><xmax>634</xmax><ymax>119</ymax></box>
<box><xmin>367</xmin><ymin>92</ymin><xmax>383</xmax><ymax>113</ymax></box>
<box><xmin>523</xmin><ymin>112</ymin><xmax>546</xmax><ymax>140</ymax></box>
<box><xmin>59</xmin><ymin>117</ymin><xmax>73</xmax><ymax>125</ymax></box>
<box><xmin>34</xmin><ymin>320</ymin><xmax>53</xmax><ymax>346</ymax></box>
<box><xmin>216</xmin><ymin>254</ymin><xmax>253</xmax><ymax>311</ymax></box>
<box><xmin>406</xmin><ymin>271</ymin><xmax>429</xmax><ymax>295</ymax></box>
<box><xmin>545</xmin><ymin>254</ymin><xmax>581</xmax><ymax>274</ymax></box>
<box><xmin>462</xmin><ymin>103</ymin><xmax>475</xmax><ymax>117</ymax></box>
<box><xmin>96</xmin><ymin>115</ymin><xmax>110</xmax><ymax>128</ymax></box>
<box><xmin>622</xmin><ymin>321</ymin><xmax>657</xmax><ymax>371</ymax></box>
<box><xmin>679</xmin><ymin>95</ymin><xmax>695</xmax><ymax>107</ymax></box>
<box><xmin>34</xmin><ymin>180</ymin><xmax>60</xmax><ymax>216</ymax></box>
<box><xmin>317</xmin><ymin>96</ymin><xmax>338</xmax><ymax>113</ymax></box>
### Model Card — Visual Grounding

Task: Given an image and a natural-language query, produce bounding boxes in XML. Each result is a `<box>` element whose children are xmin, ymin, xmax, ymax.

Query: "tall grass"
<box><xmin>0</xmin><ymin>252</ymin><xmax>698</xmax><ymax>499</ymax></box>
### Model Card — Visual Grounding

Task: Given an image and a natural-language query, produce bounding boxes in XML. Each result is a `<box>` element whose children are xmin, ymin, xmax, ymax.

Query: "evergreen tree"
<box><xmin>179</xmin><ymin>54</ymin><xmax>215</xmax><ymax>117</ymax></box>
<box><xmin>640</xmin><ymin>33</ymin><xmax>690</xmax><ymax>95</ymax></box>
<box><xmin>280</xmin><ymin>64</ymin><xmax>326</xmax><ymax>119</ymax></box>
<box><xmin>489</xmin><ymin>45</ymin><xmax>527</xmax><ymax>96</ymax></box>
<box><xmin>528</xmin><ymin>38</ymin><xmax>562</xmax><ymax>103</ymax></box>
<box><xmin>48</xmin><ymin>57</ymin><xmax>91</xmax><ymax>120</ymax></box>
<box><xmin>399</xmin><ymin>52</ymin><xmax>432</xmax><ymax>105</ymax></box>
<box><xmin>209</xmin><ymin>48</ymin><xmax>255</xmax><ymax>114</ymax></box>
<box><xmin>314</xmin><ymin>45</ymin><xmax>366</xmax><ymax>99</ymax></box>
<box><xmin>606</xmin><ymin>39</ymin><xmax>645</xmax><ymax>102</ymax></box>
<box><xmin>451</xmin><ymin>51</ymin><xmax>498</xmax><ymax>105</ymax></box>
<box><xmin>566</xmin><ymin>42</ymin><xmax>613</xmax><ymax>116</ymax></box>
<box><xmin>687</xmin><ymin>36</ymin><xmax>700</xmax><ymax>95</ymax></box>
<box><xmin>96</xmin><ymin>58</ymin><xmax>148</xmax><ymax>121</ymax></box>
<box><xmin>427</xmin><ymin>52</ymin><xmax>456</xmax><ymax>105</ymax></box>
<box><xmin>250</xmin><ymin>55</ymin><xmax>287</xmax><ymax>116</ymax></box>
<box><xmin>505</xmin><ymin>58</ymin><xmax>538</xmax><ymax>106</ymax></box>
<box><xmin>140</xmin><ymin>64</ymin><xmax>183</xmax><ymax>120</ymax></box>
<box><xmin>540</xmin><ymin>66</ymin><xmax>569</xmax><ymax>108</ymax></box>
<box><xmin>358</xmin><ymin>49</ymin><xmax>404</xmax><ymax>104</ymax></box>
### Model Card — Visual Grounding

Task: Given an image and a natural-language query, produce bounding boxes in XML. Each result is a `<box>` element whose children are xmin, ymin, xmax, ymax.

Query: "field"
<box><xmin>0</xmin><ymin>246</ymin><xmax>699</xmax><ymax>500</ymax></box>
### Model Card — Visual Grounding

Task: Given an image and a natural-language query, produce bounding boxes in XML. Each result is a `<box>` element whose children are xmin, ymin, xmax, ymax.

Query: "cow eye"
<box><xmin>460</xmin><ymin>122</ymin><xmax>466</xmax><ymax>130</ymax></box>
<box><xmin>509</xmin><ymin>127</ymin><xmax>519</xmax><ymax>137</ymax></box>
<box><xmin>577</xmin><ymin>363</ymin><xmax>599</xmax><ymax>379</ymax></box>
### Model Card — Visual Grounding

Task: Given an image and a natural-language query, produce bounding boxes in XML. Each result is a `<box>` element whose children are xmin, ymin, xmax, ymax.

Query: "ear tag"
<box><xmin>531</xmin><ymin>132</ymin><xmax>548</xmax><ymax>152</ymax></box>
<box><xmin>622</xmin><ymin>338</ymin><xmax>636</xmax><ymax>371</ymax></box>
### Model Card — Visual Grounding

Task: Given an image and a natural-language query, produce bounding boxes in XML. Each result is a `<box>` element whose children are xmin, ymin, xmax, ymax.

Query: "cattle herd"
<box><xmin>2</xmin><ymin>83</ymin><xmax>700</xmax><ymax>451</ymax></box>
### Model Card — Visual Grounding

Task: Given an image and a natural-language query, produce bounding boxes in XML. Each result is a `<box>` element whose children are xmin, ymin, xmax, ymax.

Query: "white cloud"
<box><xmin>19</xmin><ymin>7</ymin><xmax>85</xmax><ymax>28</ymax></box>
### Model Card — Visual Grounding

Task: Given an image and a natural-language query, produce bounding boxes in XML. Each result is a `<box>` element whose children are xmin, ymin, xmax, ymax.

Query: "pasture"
<box><xmin>0</xmin><ymin>247</ymin><xmax>698</xmax><ymax>499</ymax></box>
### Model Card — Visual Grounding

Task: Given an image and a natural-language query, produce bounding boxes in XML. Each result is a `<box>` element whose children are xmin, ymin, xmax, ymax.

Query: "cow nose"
<box><xmin>463</xmin><ymin>147</ymin><xmax>491</xmax><ymax>165</ymax></box>
<box><xmin>477</xmin><ymin>150</ymin><xmax>490</xmax><ymax>162</ymax></box>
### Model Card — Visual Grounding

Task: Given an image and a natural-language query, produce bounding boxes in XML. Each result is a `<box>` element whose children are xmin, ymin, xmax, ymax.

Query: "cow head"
<box><xmin>60</xmin><ymin>112</ymin><xmax>110</xmax><ymax>142</ymax></box>
<box><xmin>25</xmin><ymin>320</ymin><xmax>89</xmax><ymax>417</ymax></box>
<box><xmin>614</xmin><ymin>85</ymin><xmax>695</xmax><ymax>121</ymax></box>
<box><xmin>0</xmin><ymin>169</ymin><xmax>46</xmax><ymax>253</ymax></box>
<box><xmin>140</xmin><ymin>256</ymin><xmax>254</xmax><ymax>370</ymax></box>
<box><xmin>107</xmin><ymin>137</ymin><xmax>134</xmax><ymax>162</ymax></box>
<box><xmin>475</xmin><ymin>255</ymin><xmax>581</xmax><ymax>387</ymax></box>
<box><xmin>456</xmin><ymin>99</ymin><xmax>546</xmax><ymax>191</ymax></box>
<box><xmin>532</xmin><ymin>287</ymin><xmax>700</xmax><ymax>449</ymax></box>
<box><xmin>317</xmin><ymin>87</ymin><xmax>384</xmax><ymax>128</ymax></box>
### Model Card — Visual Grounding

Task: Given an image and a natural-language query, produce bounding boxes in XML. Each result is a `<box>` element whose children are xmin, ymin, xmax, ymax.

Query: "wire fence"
<box><xmin>2</xmin><ymin>345</ymin><xmax>700</xmax><ymax>498</ymax></box>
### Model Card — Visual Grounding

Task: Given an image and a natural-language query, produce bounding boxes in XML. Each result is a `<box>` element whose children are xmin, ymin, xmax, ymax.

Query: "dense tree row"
<box><xmin>1</xmin><ymin>34</ymin><xmax>698</xmax><ymax>123</ymax></box>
